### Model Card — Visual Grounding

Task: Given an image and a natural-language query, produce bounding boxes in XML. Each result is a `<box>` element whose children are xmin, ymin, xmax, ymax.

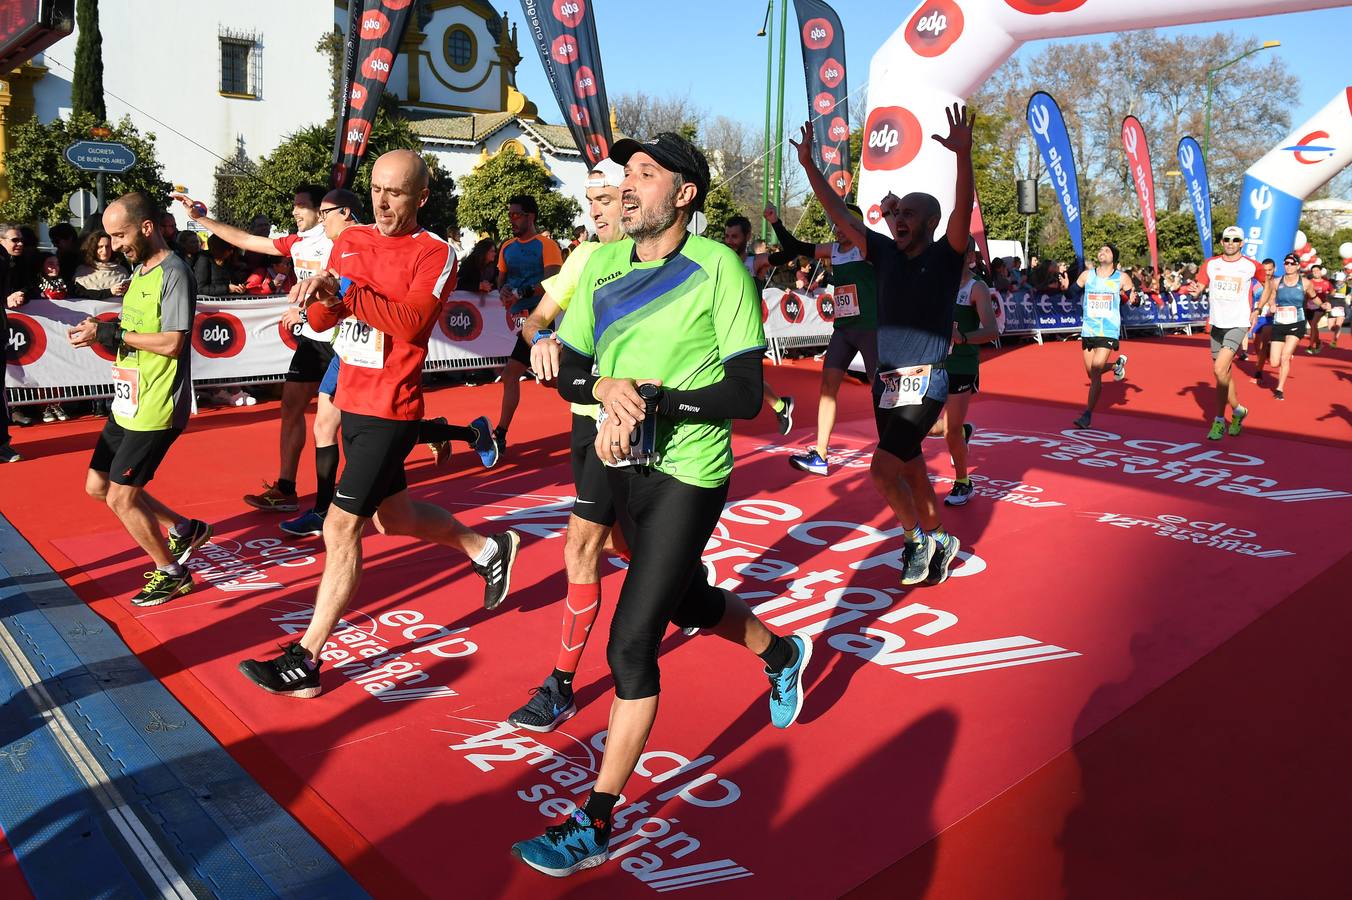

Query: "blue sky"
<box><xmin>502</xmin><ymin>2</ymin><xmax>1351</xmax><ymax>155</ymax></box>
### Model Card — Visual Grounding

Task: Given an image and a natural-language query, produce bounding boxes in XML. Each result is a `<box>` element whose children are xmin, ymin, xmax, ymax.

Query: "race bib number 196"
<box><xmin>878</xmin><ymin>365</ymin><xmax>931</xmax><ymax>408</ymax></box>
<box><xmin>334</xmin><ymin>318</ymin><xmax>385</xmax><ymax>368</ymax></box>
<box><xmin>111</xmin><ymin>366</ymin><xmax>139</xmax><ymax>417</ymax></box>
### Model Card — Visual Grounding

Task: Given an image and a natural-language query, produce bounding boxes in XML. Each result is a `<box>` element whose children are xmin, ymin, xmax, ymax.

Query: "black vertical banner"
<box><xmin>793</xmin><ymin>0</ymin><xmax>850</xmax><ymax>197</ymax></box>
<box><xmin>330</xmin><ymin>0</ymin><xmax>415</xmax><ymax>189</ymax></box>
<box><xmin>519</xmin><ymin>0</ymin><xmax>613</xmax><ymax>166</ymax></box>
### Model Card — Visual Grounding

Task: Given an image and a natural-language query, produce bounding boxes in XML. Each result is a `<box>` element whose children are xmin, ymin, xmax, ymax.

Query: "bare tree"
<box><xmin>612</xmin><ymin>90</ymin><xmax>702</xmax><ymax>139</ymax></box>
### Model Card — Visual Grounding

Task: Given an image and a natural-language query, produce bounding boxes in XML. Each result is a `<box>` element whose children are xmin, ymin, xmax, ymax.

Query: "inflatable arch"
<box><xmin>858</xmin><ymin>0</ymin><xmax>1349</xmax><ymax>259</ymax></box>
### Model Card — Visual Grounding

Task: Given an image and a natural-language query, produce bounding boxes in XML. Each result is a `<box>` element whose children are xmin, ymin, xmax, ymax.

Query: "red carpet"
<box><xmin>3</xmin><ymin>333</ymin><xmax>1350</xmax><ymax>897</ymax></box>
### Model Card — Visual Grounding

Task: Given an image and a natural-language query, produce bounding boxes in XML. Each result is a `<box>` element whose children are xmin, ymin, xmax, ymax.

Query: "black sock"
<box><xmin>759</xmin><ymin>634</ymin><xmax>798</xmax><ymax>672</ymax></box>
<box><xmin>582</xmin><ymin>791</ymin><xmax>619</xmax><ymax>826</ymax></box>
<box><xmin>276</xmin><ymin>478</ymin><xmax>297</xmax><ymax>496</ymax></box>
<box><xmin>418</xmin><ymin>419</ymin><xmax>475</xmax><ymax>443</ymax></box>
<box><xmin>551</xmin><ymin>668</ymin><xmax>575</xmax><ymax>694</ymax></box>
<box><xmin>314</xmin><ymin>445</ymin><xmax>339</xmax><ymax>514</ymax></box>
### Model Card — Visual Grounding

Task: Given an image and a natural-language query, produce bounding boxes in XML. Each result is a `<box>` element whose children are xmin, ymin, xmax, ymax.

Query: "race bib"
<box><xmin>334</xmin><ymin>318</ymin><xmax>385</xmax><ymax>368</ymax></box>
<box><xmin>1211</xmin><ymin>275</ymin><xmax>1244</xmax><ymax>302</ymax></box>
<box><xmin>293</xmin><ymin>258</ymin><xmax>322</xmax><ymax>281</ymax></box>
<box><xmin>878</xmin><ymin>365</ymin><xmax>931</xmax><ymax>409</ymax></box>
<box><xmin>1273</xmin><ymin>306</ymin><xmax>1299</xmax><ymax>325</ymax></box>
<box><xmin>1086</xmin><ymin>292</ymin><xmax>1115</xmax><ymax>317</ymax></box>
<box><xmin>1330</xmin><ymin>306</ymin><xmax>1346</xmax><ymax>319</ymax></box>
<box><xmin>111</xmin><ymin>366</ymin><xmax>139</xmax><ymax>417</ymax></box>
<box><xmin>833</xmin><ymin>284</ymin><xmax>860</xmax><ymax>318</ymax></box>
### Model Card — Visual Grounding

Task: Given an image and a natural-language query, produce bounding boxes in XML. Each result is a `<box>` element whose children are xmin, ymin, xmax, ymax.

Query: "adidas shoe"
<box><xmin>474</xmin><ymin>530</ymin><xmax>521</xmax><ymax>610</ymax></box>
<box><xmin>237</xmin><ymin>642</ymin><xmax>322</xmax><ymax>698</ymax></box>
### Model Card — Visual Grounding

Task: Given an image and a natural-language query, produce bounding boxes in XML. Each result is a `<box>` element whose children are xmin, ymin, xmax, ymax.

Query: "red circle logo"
<box><xmin>552</xmin><ymin>0</ymin><xmax>586</xmax><ymax>28</ymax></box>
<box><xmin>551</xmin><ymin>35</ymin><xmax>579</xmax><ymax>65</ymax></box>
<box><xmin>570</xmin><ymin>104</ymin><xmax>591</xmax><ymax>128</ymax></box>
<box><xmin>90</xmin><ymin>312</ymin><xmax>121</xmax><ymax>362</ymax></box>
<box><xmin>439</xmin><ymin>301</ymin><xmax>484</xmax><ymax>342</ymax></box>
<box><xmin>381</xmin><ymin>0</ymin><xmax>413</xmax><ymax>9</ymax></box>
<box><xmin>780</xmin><ymin>292</ymin><xmax>805</xmax><ymax>324</ymax></box>
<box><xmin>861</xmin><ymin>105</ymin><xmax>923</xmax><ymax>172</ymax></box>
<box><xmin>574</xmin><ymin>66</ymin><xmax>598</xmax><ymax>99</ymax></box>
<box><xmin>360</xmin><ymin>10</ymin><xmax>390</xmax><ymax>40</ymax></box>
<box><xmin>829</xmin><ymin>170</ymin><xmax>853</xmax><ymax>198</ymax></box>
<box><xmin>349</xmin><ymin>82</ymin><xmax>368</xmax><ymax>110</ymax></box>
<box><xmin>4</xmin><ymin>313</ymin><xmax>46</xmax><ymax>365</ymax></box>
<box><xmin>821</xmin><ymin>144</ymin><xmax>842</xmax><ymax>166</ymax></box>
<box><xmin>1003</xmin><ymin>0</ymin><xmax>1087</xmax><ymax>13</ymax></box>
<box><xmin>584</xmin><ymin>133</ymin><xmax>608</xmax><ymax>163</ymax></box>
<box><xmin>867</xmin><ymin>204</ymin><xmax>883</xmax><ymax>225</ymax></box>
<box><xmin>906</xmin><ymin>1</ymin><xmax>964</xmax><ymax>57</ymax></box>
<box><xmin>802</xmin><ymin>17</ymin><xmax>834</xmax><ymax>50</ymax></box>
<box><xmin>192</xmin><ymin>312</ymin><xmax>246</xmax><ymax>359</ymax></box>
<box><xmin>818</xmin><ymin>58</ymin><xmax>845</xmax><ymax>90</ymax></box>
<box><xmin>362</xmin><ymin>48</ymin><xmax>394</xmax><ymax>83</ymax></box>
<box><xmin>813</xmin><ymin>92</ymin><xmax>837</xmax><ymax>116</ymax></box>
<box><xmin>278</xmin><ymin>316</ymin><xmax>301</xmax><ymax>351</ymax></box>
<box><xmin>343</xmin><ymin>118</ymin><xmax>372</xmax><ymax>158</ymax></box>
<box><xmin>828</xmin><ymin>116</ymin><xmax>849</xmax><ymax>143</ymax></box>
<box><xmin>817</xmin><ymin>293</ymin><xmax>836</xmax><ymax>322</ymax></box>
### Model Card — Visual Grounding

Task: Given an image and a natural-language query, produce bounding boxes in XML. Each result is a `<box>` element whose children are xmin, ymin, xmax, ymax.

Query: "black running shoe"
<box><xmin>474</xmin><ymin>530</ymin><xmax>521</xmax><ymax>610</ymax></box>
<box><xmin>131</xmin><ymin>568</ymin><xmax>194</xmax><ymax>607</ymax></box>
<box><xmin>237</xmin><ymin>642</ymin><xmax>322</xmax><ymax>698</ymax></box>
<box><xmin>775</xmin><ymin>396</ymin><xmax>795</xmax><ymax>435</ymax></box>
<box><xmin>166</xmin><ymin>519</ymin><xmax>212</xmax><ymax>565</ymax></box>
<box><xmin>508</xmin><ymin>675</ymin><xmax>577</xmax><ymax>733</ymax></box>
<box><xmin>493</xmin><ymin>426</ymin><xmax>508</xmax><ymax>456</ymax></box>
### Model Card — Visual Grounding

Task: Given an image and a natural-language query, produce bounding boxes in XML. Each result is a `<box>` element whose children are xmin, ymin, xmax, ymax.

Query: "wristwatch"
<box><xmin>531</xmin><ymin>328</ymin><xmax>554</xmax><ymax>346</ymax></box>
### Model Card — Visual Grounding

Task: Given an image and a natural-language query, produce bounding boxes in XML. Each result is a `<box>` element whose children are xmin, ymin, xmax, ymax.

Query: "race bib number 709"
<box><xmin>334</xmin><ymin>318</ymin><xmax>385</xmax><ymax>368</ymax></box>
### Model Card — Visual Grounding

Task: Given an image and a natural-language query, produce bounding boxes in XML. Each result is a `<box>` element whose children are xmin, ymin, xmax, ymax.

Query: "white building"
<box><xmin>0</xmin><ymin>0</ymin><xmax>595</xmax><ymax>237</ymax></box>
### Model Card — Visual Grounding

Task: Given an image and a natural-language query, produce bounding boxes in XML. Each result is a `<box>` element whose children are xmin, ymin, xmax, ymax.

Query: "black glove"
<box><xmin>95</xmin><ymin>319</ymin><xmax>122</xmax><ymax>353</ymax></box>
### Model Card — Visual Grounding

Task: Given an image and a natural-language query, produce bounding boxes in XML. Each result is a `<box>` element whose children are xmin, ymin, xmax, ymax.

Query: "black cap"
<box><xmin>610</xmin><ymin>132</ymin><xmax>711</xmax><ymax>212</ymax></box>
<box><xmin>1284</xmin><ymin>252</ymin><xmax>1300</xmax><ymax>264</ymax></box>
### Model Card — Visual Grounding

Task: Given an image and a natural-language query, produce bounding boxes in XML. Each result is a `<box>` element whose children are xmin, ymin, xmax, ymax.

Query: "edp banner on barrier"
<box><xmin>761</xmin><ymin>286</ymin><xmax>837</xmax><ymax>341</ymax></box>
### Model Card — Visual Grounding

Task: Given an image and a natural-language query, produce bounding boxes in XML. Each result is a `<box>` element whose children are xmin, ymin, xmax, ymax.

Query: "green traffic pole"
<box><xmin>774</xmin><ymin>0</ymin><xmax>789</xmax><ymax>210</ymax></box>
<box><xmin>762</xmin><ymin>1</ymin><xmax>774</xmax><ymax>241</ymax></box>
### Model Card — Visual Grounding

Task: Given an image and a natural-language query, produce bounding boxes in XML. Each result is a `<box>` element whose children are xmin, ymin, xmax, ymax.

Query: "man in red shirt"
<box><xmin>1306</xmin><ymin>263</ymin><xmax>1332</xmax><ymax>354</ymax></box>
<box><xmin>237</xmin><ymin>150</ymin><xmax>521</xmax><ymax>698</ymax></box>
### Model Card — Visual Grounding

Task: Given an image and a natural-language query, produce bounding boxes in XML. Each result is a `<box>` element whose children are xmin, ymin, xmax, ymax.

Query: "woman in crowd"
<box><xmin>195</xmin><ymin>234</ymin><xmax>247</xmax><ymax>296</ymax></box>
<box><xmin>73</xmin><ymin>229</ymin><xmax>131</xmax><ymax>299</ymax></box>
<box><xmin>456</xmin><ymin>237</ymin><xmax>498</xmax><ymax>293</ymax></box>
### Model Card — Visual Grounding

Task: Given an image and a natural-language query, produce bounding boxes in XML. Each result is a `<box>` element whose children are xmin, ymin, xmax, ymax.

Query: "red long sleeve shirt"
<box><xmin>307</xmin><ymin>224</ymin><xmax>457</xmax><ymax>420</ymax></box>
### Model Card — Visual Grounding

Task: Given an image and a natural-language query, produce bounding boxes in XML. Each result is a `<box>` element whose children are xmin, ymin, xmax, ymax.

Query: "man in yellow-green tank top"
<box><xmin>68</xmin><ymin>192</ymin><xmax>213</xmax><ymax>607</ymax></box>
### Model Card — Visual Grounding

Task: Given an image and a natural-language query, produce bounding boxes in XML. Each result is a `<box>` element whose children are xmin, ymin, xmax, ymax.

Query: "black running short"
<box><xmin>286</xmin><ymin>337</ymin><xmax>337</xmax><ymax>383</ymax></box>
<box><xmin>89</xmin><ymin>418</ymin><xmax>182</xmax><ymax>487</ymax></box>
<box><xmin>334</xmin><ymin>412</ymin><xmax>420</xmax><ymax>518</ymax></box>
<box><xmin>569</xmin><ymin>413</ymin><xmax>616</xmax><ymax>526</ymax></box>
<box><xmin>823</xmin><ymin>327</ymin><xmax>878</xmax><ymax>378</ymax></box>
<box><xmin>508</xmin><ymin>334</ymin><xmax>531</xmax><ymax>367</ymax></box>
<box><xmin>873</xmin><ymin>396</ymin><xmax>946</xmax><ymax>463</ymax></box>
<box><xmin>1081</xmin><ymin>336</ymin><xmax>1120</xmax><ymax>352</ymax></box>
<box><xmin>1271</xmin><ymin>320</ymin><xmax>1307</xmax><ymax>342</ymax></box>
<box><xmin>1304</xmin><ymin>306</ymin><xmax>1323</xmax><ymax>322</ymax></box>
<box><xmin>947</xmin><ymin>371</ymin><xmax>980</xmax><ymax>394</ymax></box>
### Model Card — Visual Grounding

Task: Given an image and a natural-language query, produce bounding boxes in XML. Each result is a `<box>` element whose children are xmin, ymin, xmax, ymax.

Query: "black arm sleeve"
<box><xmin>557</xmin><ymin>343</ymin><xmax>600</xmax><ymax>404</ymax></box>
<box><xmin>655</xmin><ymin>350</ymin><xmax>763</xmax><ymax>421</ymax></box>
<box><xmin>768</xmin><ymin>220</ymin><xmax>815</xmax><ymax>266</ymax></box>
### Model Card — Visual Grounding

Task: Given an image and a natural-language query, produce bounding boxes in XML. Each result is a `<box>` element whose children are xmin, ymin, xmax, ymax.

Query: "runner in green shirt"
<box><xmin>68</xmin><ymin>192</ymin><xmax>211</xmax><ymax>606</ymax></box>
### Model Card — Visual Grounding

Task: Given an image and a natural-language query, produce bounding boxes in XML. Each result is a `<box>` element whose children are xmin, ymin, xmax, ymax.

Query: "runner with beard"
<box><xmin>1195</xmin><ymin>225</ymin><xmax>1264</xmax><ymax>440</ymax></box>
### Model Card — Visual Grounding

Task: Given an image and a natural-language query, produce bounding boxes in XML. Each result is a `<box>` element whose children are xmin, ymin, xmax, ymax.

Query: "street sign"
<box><xmin>68</xmin><ymin>188</ymin><xmax>98</xmax><ymax>227</ymax></box>
<box><xmin>64</xmin><ymin>140</ymin><xmax>138</xmax><ymax>173</ymax></box>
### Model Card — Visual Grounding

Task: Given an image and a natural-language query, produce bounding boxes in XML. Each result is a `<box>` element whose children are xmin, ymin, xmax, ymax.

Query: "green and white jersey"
<box><xmin>541</xmin><ymin>241</ymin><xmax>601</xmax><ymax>419</ymax></box>
<box><xmin>558</xmin><ymin>233</ymin><xmax>766</xmax><ymax>489</ymax></box>
<box><xmin>112</xmin><ymin>252</ymin><xmax>196</xmax><ymax>431</ymax></box>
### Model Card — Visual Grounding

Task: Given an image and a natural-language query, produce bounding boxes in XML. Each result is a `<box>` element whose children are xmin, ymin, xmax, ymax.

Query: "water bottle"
<box><xmin>634</xmin><ymin>383</ymin><xmax>662</xmax><ymax>465</ymax></box>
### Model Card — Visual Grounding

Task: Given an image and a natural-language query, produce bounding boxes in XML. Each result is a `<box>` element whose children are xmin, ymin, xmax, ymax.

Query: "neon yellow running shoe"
<box><xmin>1228</xmin><ymin>406</ymin><xmax>1248</xmax><ymax>436</ymax></box>
<box><xmin>1207</xmin><ymin>419</ymin><xmax>1226</xmax><ymax>441</ymax></box>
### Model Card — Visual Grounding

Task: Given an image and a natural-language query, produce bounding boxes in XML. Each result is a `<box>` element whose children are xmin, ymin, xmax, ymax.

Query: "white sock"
<box><xmin>158</xmin><ymin>562</ymin><xmax>183</xmax><ymax>576</ymax></box>
<box><xmin>472</xmin><ymin>539</ymin><xmax>499</xmax><ymax>566</ymax></box>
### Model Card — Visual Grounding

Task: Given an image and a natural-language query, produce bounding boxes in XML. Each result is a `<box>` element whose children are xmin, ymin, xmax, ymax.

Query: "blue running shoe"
<box><xmin>280</xmin><ymin>508</ymin><xmax>325</xmax><ymax>537</ymax></box>
<box><xmin>901</xmin><ymin>537</ymin><xmax>935</xmax><ymax>586</ymax></box>
<box><xmin>508</xmin><ymin>675</ymin><xmax>577</xmax><ymax>733</ymax></box>
<box><xmin>470</xmin><ymin>415</ymin><xmax>499</xmax><ymax>468</ymax></box>
<box><xmin>512</xmin><ymin>810</ymin><xmax>611</xmax><ymax>877</ymax></box>
<box><xmin>767</xmin><ymin>634</ymin><xmax>813</xmax><ymax>728</ymax></box>
<box><xmin>789</xmin><ymin>448</ymin><xmax>829</xmax><ymax>476</ymax></box>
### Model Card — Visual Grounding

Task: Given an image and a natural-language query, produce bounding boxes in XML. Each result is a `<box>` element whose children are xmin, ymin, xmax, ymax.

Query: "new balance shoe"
<box><xmin>237</xmin><ymin>642</ymin><xmax>322</xmax><ymax>698</ymax></box>
<box><xmin>508</xmin><ymin>675</ymin><xmax>577</xmax><ymax>733</ymax></box>
<box><xmin>901</xmin><ymin>537</ymin><xmax>936</xmax><ymax>586</ymax></box>
<box><xmin>166</xmin><ymin>519</ymin><xmax>212</xmax><ymax>565</ymax></box>
<box><xmin>475</xmin><ymin>530</ymin><xmax>521</xmax><ymax>610</ymax></box>
<box><xmin>243</xmin><ymin>481</ymin><xmax>299</xmax><ymax>512</ymax></box>
<box><xmin>789</xmin><ymin>448</ymin><xmax>829</xmax><ymax>476</ymax></box>
<box><xmin>470</xmin><ymin>415</ymin><xmax>499</xmax><ymax>468</ymax></box>
<box><xmin>131</xmin><ymin>569</ymin><xmax>194</xmax><ymax>607</ymax></box>
<box><xmin>925</xmin><ymin>533</ymin><xmax>962</xmax><ymax>585</ymax></box>
<box><xmin>1207</xmin><ymin>419</ymin><xmax>1226</xmax><ymax>441</ymax></box>
<box><xmin>1113</xmin><ymin>354</ymin><xmax>1128</xmax><ymax>381</ymax></box>
<box><xmin>944</xmin><ymin>481</ymin><xmax>973</xmax><ymax>507</ymax></box>
<box><xmin>280</xmin><ymin>509</ymin><xmax>325</xmax><ymax>537</ymax></box>
<box><xmin>775</xmin><ymin>396</ymin><xmax>794</xmax><ymax>435</ymax></box>
<box><xmin>767</xmin><ymin>634</ymin><xmax>813</xmax><ymax>729</ymax></box>
<box><xmin>511</xmin><ymin>810</ymin><xmax>611</xmax><ymax>878</ymax></box>
<box><xmin>1228</xmin><ymin>406</ymin><xmax>1248</xmax><ymax>436</ymax></box>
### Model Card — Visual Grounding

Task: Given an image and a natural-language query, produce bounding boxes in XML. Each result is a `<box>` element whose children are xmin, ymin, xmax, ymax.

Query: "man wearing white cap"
<box><xmin>1194</xmin><ymin>224</ymin><xmax>1265</xmax><ymax>440</ymax></box>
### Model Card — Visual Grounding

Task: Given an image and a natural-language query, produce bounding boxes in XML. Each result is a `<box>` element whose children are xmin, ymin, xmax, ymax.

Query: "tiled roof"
<box><xmin>405</xmin><ymin>111</ymin><xmax>515</xmax><ymax>144</ymax></box>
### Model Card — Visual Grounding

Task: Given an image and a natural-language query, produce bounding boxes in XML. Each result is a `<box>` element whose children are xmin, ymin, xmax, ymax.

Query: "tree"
<box><xmin>212</xmin><ymin>106</ymin><xmax>458</xmax><ymax>237</ymax></box>
<box><xmin>71</xmin><ymin>0</ymin><xmax>106</xmax><ymax>122</ymax></box>
<box><xmin>701</xmin><ymin>183</ymin><xmax>740</xmax><ymax>238</ymax></box>
<box><xmin>612</xmin><ymin>91</ymin><xmax>701</xmax><ymax>141</ymax></box>
<box><xmin>0</xmin><ymin>112</ymin><xmax>170</xmax><ymax>225</ymax></box>
<box><xmin>456</xmin><ymin>149</ymin><xmax>580</xmax><ymax>240</ymax></box>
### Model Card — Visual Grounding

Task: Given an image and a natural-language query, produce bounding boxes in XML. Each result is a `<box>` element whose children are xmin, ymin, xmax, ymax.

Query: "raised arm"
<box><xmin>175</xmin><ymin>193</ymin><xmax>279</xmax><ymax>256</ymax></box>
<box><xmin>789</xmin><ymin>122</ymin><xmax>868</xmax><ymax>253</ymax></box>
<box><xmin>931</xmin><ymin>104</ymin><xmax>976</xmax><ymax>254</ymax></box>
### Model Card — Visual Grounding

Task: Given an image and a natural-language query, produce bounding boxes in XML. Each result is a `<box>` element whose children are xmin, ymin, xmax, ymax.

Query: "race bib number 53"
<box><xmin>111</xmin><ymin>366</ymin><xmax>139</xmax><ymax>417</ymax></box>
<box><xmin>878</xmin><ymin>365</ymin><xmax>931</xmax><ymax>408</ymax></box>
<box><xmin>334</xmin><ymin>318</ymin><xmax>385</xmax><ymax>368</ymax></box>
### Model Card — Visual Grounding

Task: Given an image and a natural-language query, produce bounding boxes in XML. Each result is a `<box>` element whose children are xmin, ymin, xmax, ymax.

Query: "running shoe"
<box><xmin>508</xmin><ymin>675</ymin><xmax>577</xmax><ymax>733</ymax></box>
<box><xmin>1072</xmin><ymin>412</ymin><xmax>1091</xmax><ymax>429</ymax></box>
<box><xmin>237</xmin><ymin>642</ymin><xmax>322</xmax><ymax>699</ymax></box>
<box><xmin>901</xmin><ymin>537</ymin><xmax>936</xmax><ymax>586</ymax></box>
<box><xmin>474</xmin><ymin>530</ymin><xmax>521</xmax><ymax>610</ymax></box>
<box><xmin>131</xmin><ymin>569</ymin><xmax>194</xmax><ymax>607</ymax></box>
<box><xmin>166</xmin><ymin>519</ymin><xmax>212</xmax><ymax>565</ymax></box>
<box><xmin>1207</xmin><ymin>419</ymin><xmax>1226</xmax><ymax>441</ymax></box>
<box><xmin>1113</xmin><ymin>354</ymin><xmax>1128</xmax><ymax>381</ymax></box>
<box><xmin>944</xmin><ymin>481</ymin><xmax>973</xmax><ymax>507</ymax></box>
<box><xmin>511</xmin><ymin>810</ymin><xmax>611</xmax><ymax>878</ymax></box>
<box><xmin>470</xmin><ymin>415</ymin><xmax>499</xmax><ymax>468</ymax></box>
<box><xmin>10</xmin><ymin>408</ymin><xmax>32</xmax><ymax>426</ymax></box>
<box><xmin>1275</xmin><ymin>389</ymin><xmax>1285</xmax><ymax>401</ymax></box>
<box><xmin>243</xmin><ymin>481</ymin><xmax>300</xmax><ymax>512</ymax></box>
<box><xmin>426</xmin><ymin>416</ymin><xmax>452</xmax><ymax>468</ymax></box>
<box><xmin>925</xmin><ymin>533</ymin><xmax>962</xmax><ymax>585</ymax></box>
<box><xmin>789</xmin><ymin>448</ymin><xmax>829</xmax><ymax>476</ymax></box>
<box><xmin>280</xmin><ymin>509</ymin><xmax>325</xmax><ymax>537</ymax></box>
<box><xmin>775</xmin><ymin>396</ymin><xmax>794</xmax><ymax>435</ymax></box>
<box><xmin>962</xmin><ymin>422</ymin><xmax>974</xmax><ymax>444</ymax></box>
<box><xmin>493</xmin><ymin>426</ymin><xmax>508</xmax><ymax>457</ymax></box>
<box><xmin>53</xmin><ymin>404</ymin><xmax>68</xmax><ymax>421</ymax></box>
<box><xmin>766</xmin><ymin>634</ymin><xmax>813</xmax><ymax>729</ymax></box>
<box><xmin>1228</xmin><ymin>406</ymin><xmax>1248</xmax><ymax>436</ymax></box>
<box><xmin>41</xmin><ymin>404</ymin><xmax>56</xmax><ymax>423</ymax></box>
<box><xmin>0</xmin><ymin>444</ymin><xmax>20</xmax><ymax>464</ymax></box>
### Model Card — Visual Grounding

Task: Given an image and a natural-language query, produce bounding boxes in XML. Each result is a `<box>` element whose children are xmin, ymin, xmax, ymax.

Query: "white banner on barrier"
<box><xmin>761</xmin><ymin>286</ymin><xmax>838</xmax><ymax>341</ymax></box>
<box><xmin>5</xmin><ymin>292</ymin><xmax>525</xmax><ymax>392</ymax></box>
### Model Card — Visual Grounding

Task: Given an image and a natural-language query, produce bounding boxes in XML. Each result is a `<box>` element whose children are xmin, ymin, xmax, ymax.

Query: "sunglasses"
<box><xmin>1284</xmin><ymin>260</ymin><xmax>1299</xmax><ymax>266</ymax></box>
<box><xmin>1221</xmin><ymin>237</ymin><xmax>1242</xmax><ymax>243</ymax></box>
